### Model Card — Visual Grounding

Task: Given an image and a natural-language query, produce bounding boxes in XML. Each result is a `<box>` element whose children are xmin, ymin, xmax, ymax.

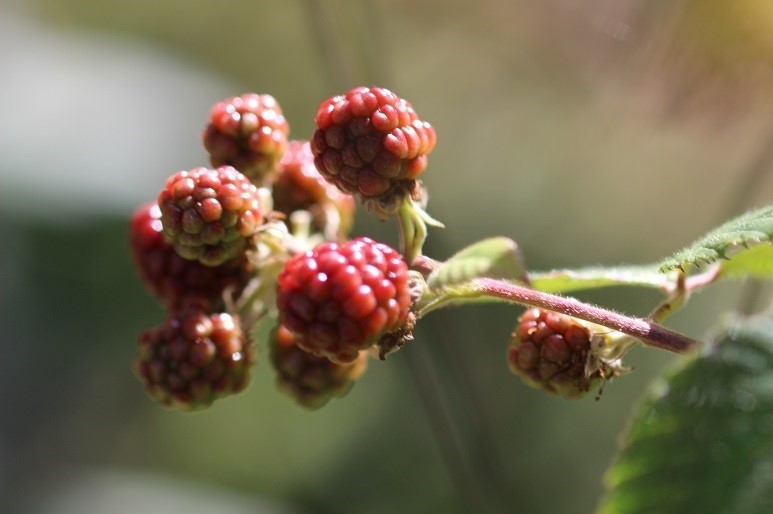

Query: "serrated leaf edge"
<box><xmin>659</xmin><ymin>205</ymin><xmax>773</xmax><ymax>273</ymax></box>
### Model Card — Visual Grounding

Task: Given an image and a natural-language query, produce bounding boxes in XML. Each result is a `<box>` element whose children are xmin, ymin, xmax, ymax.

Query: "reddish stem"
<box><xmin>473</xmin><ymin>277</ymin><xmax>701</xmax><ymax>354</ymax></box>
<box><xmin>411</xmin><ymin>254</ymin><xmax>441</xmax><ymax>276</ymax></box>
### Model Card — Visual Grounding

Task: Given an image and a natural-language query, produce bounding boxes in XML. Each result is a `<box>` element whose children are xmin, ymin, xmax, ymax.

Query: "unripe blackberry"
<box><xmin>507</xmin><ymin>308</ymin><xmax>603</xmax><ymax>399</ymax></box>
<box><xmin>157</xmin><ymin>166</ymin><xmax>263</xmax><ymax>266</ymax></box>
<box><xmin>203</xmin><ymin>93</ymin><xmax>289</xmax><ymax>183</ymax></box>
<box><xmin>129</xmin><ymin>202</ymin><xmax>252</xmax><ymax>308</ymax></box>
<box><xmin>269</xmin><ymin>324</ymin><xmax>368</xmax><ymax>409</ymax></box>
<box><xmin>276</xmin><ymin>237</ymin><xmax>411</xmax><ymax>363</ymax></box>
<box><xmin>272</xmin><ymin>140</ymin><xmax>355</xmax><ymax>238</ymax></box>
<box><xmin>135</xmin><ymin>302</ymin><xmax>254</xmax><ymax>410</ymax></box>
<box><xmin>311</xmin><ymin>86</ymin><xmax>436</xmax><ymax>204</ymax></box>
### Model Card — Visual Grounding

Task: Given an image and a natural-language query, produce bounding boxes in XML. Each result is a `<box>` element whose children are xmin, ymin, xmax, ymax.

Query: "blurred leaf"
<box><xmin>530</xmin><ymin>265</ymin><xmax>670</xmax><ymax>294</ymax></box>
<box><xmin>659</xmin><ymin>205</ymin><xmax>773</xmax><ymax>273</ymax></box>
<box><xmin>597</xmin><ymin>314</ymin><xmax>773</xmax><ymax>514</ymax></box>
<box><xmin>427</xmin><ymin>237</ymin><xmax>527</xmax><ymax>290</ymax></box>
<box><xmin>720</xmin><ymin>243</ymin><xmax>773</xmax><ymax>279</ymax></box>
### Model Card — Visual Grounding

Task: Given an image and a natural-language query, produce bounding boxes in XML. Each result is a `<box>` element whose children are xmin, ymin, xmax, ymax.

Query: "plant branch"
<box><xmin>683</xmin><ymin>263</ymin><xmax>723</xmax><ymax>292</ymax></box>
<box><xmin>420</xmin><ymin>277</ymin><xmax>702</xmax><ymax>354</ymax></box>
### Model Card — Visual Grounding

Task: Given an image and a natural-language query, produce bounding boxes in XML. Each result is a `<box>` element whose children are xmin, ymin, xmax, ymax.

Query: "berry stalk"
<box><xmin>419</xmin><ymin>277</ymin><xmax>702</xmax><ymax>354</ymax></box>
<box><xmin>396</xmin><ymin>194</ymin><xmax>444</xmax><ymax>263</ymax></box>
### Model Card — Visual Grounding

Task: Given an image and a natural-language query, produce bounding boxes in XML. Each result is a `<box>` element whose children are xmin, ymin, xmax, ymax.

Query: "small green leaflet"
<box><xmin>426</xmin><ymin>237</ymin><xmax>528</xmax><ymax>290</ymax></box>
<box><xmin>597</xmin><ymin>315</ymin><xmax>773</xmax><ymax>514</ymax></box>
<box><xmin>659</xmin><ymin>204</ymin><xmax>773</xmax><ymax>273</ymax></box>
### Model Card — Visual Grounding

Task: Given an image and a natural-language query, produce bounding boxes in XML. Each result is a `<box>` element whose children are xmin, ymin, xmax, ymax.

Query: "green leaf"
<box><xmin>597</xmin><ymin>315</ymin><xmax>773</xmax><ymax>514</ymax></box>
<box><xmin>530</xmin><ymin>265</ymin><xmax>671</xmax><ymax>294</ymax></box>
<box><xmin>660</xmin><ymin>205</ymin><xmax>773</xmax><ymax>273</ymax></box>
<box><xmin>426</xmin><ymin>237</ymin><xmax>528</xmax><ymax>290</ymax></box>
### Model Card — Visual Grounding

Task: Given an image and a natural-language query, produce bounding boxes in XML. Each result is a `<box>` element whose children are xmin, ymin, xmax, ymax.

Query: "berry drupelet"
<box><xmin>129</xmin><ymin>202</ymin><xmax>251</xmax><ymax>308</ymax></box>
<box><xmin>135</xmin><ymin>300</ymin><xmax>255</xmax><ymax>410</ymax></box>
<box><xmin>269</xmin><ymin>324</ymin><xmax>368</xmax><ymax>409</ymax></box>
<box><xmin>311</xmin><ymin>86</ymin><xmax>436</xmax><ymax>208</ymax></box>
<box><xmin>276</xmin><ymin>237</ymin><xmax>412</xmax><ymax>363</ymax></box>
<box><xmin>157</xmin><ymin>166</ymin><xmax>263</xmax><ymax>266</ymax></box>
<box><xmin>202</xmin><ymin>93</ymin><xmax>289</xmax><ymax>183</ymax></box>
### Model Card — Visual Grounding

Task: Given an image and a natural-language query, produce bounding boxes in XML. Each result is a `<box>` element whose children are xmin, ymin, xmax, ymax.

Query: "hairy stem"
<box><xmin>423</xmin><ymin>277</ymin><xmax>701</xmax><ymax>354</ymax></box>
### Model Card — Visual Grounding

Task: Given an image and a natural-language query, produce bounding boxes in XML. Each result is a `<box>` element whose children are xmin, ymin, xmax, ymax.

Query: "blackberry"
<box><xmin>135</xmin><ymin>301</ymin><xmax>254</xmax><ymax>410</ymax></box>
<box><xmin>269</xmin><ymin>325</ymin><xmax>368</xmax><ymax>409</ymax></box>
<box><xmin>272</xmin><ymin>140</ymin><xmax>355</xmax><ymax>239</ymax></box>
<box><xmin>203</xmin><ymin>93</ymin><xmax>289</xmax><ymax>183</ymax></box>
<box><xmin>311</xmin><ymin>87</ymin><xmax>436</xmax><ymax>205</ymax></box>
<box><xmin>276</xmin><ymin>237</ymin><xmax>411</xmax><ymax>363</ymax></box>
<box><xmin>508</xmin><ymin>308</ymin><xmax>602</xmax><ymax>399</ymax></box>
<box><xmin>130</xmin><ymin>202</ymin><xmax>251</xmax><ymax>308</ymax></box>
<box><xmin>157</xmin><ymin>166</ymin><xmax>263</xmax><ymax>266</ymax></box>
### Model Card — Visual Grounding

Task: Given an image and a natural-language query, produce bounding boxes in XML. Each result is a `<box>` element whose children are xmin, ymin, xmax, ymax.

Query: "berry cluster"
<box><xmin>130</xmin><ymin>88</ymin><xmax>424</xmax><ymax>411</ymax></box>
<box><xmin>130</xmin><ymin>86</ymin><xmax>619</xmax><ymax>413</ymax></box>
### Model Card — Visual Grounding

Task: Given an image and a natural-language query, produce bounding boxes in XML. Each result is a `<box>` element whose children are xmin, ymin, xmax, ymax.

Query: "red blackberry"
<box><xmin>135</xmin><ymin>301</ymin><xmax>254</xmax><ymax>410</ymax></box>
<box><xmin>311</xmin><ymin>86</ymin><xmax>436</xmax><ymax>203</ymax></box>
<box><xmin>129</xmin><ymin>202</ymin><xmax>252</xmax><ymax>308</ymax></box>
<box><xmin>276</xmin><ymin>237</ymin><xmax>411</xmax><ymax>363</ymax></box>
<box><xmin>272</xmin><ymin>140</ymin><xmax>355</xmax><ymax>238</ymax></box>
<box><xmin>507</xmin><ymin>308</ymin><xmax>607</xmax><ymax>399</ymax></box>
<box><xmin>269</xmin><ymin>324</ymin><xmax>368</xmax><ymax>409</ymax></box>
<box><xmin>157</xmin><ymin>166</ymin><xmax>263</xmax><ymax>266</ymax></box>
<box><xmin>203</xmin><ymin>93</ymin><xmax>289</xmax><ymax>183</ymax></box>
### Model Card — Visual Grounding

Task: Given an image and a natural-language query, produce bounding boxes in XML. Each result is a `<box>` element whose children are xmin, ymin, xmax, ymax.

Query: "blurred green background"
<box><xmin>2</xmin><ymin>1</ymin><xmax>772</xmax><ymax>513</ymax></box>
